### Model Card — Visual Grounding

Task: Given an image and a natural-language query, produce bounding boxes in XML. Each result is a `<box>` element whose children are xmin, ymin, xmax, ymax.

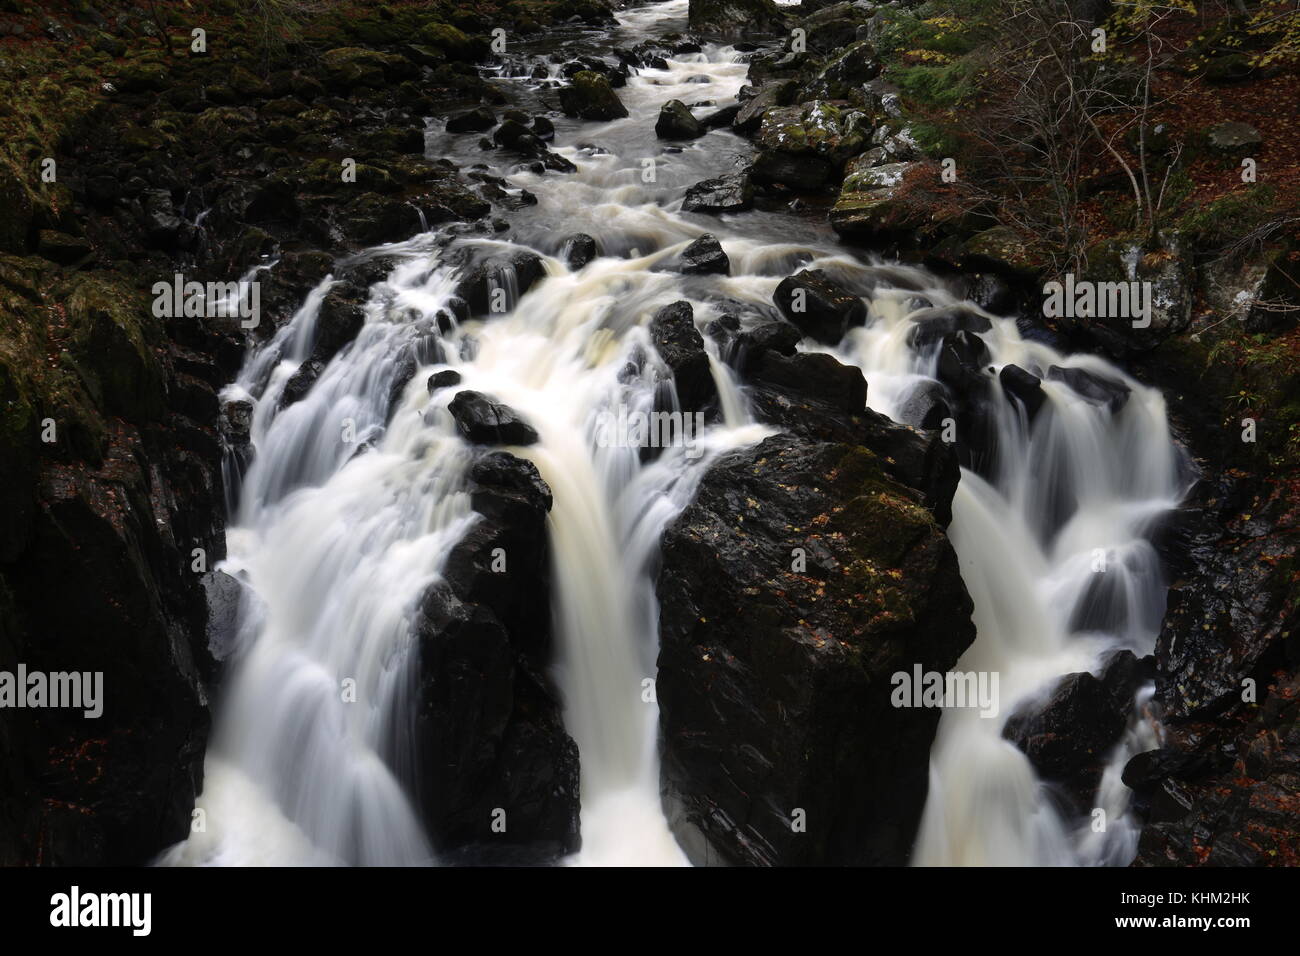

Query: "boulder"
<box><xmin>682</xmin><ymin>172</ymin><xmax>754</xmax><ymax>214</ymax></box>
<box><xmin>447</xmin><ymin>107</ymin><xmax>497</xmax><ymax>133</ymax></box>
<box><xmin>906</xmin><ymin>306</ymin><xmax>993</xmax><ymax>349</ymax></box>
<box><xmin>1206</xmin><ymin>120</ymin><xmax>1262</xmax><ymax>154</ymax></box>
<box><xmin>732</xmin><ymin>80</ymin><xmax>797</xmax><ymax>133</ymax></box>
<box><xmin>649</xmin><ymin>300</ymin><xmax>716</xmax><ymax>412</ymax></box>
<box><xmin>558</xmin><ymin>71</ymin><xmax>629</xmax><ymax>121</ymax></box>
<box><xmin>655</xmin><ymin>99</ymin><xmax>704</xmax><ymax>139</ymax></box>
<box><xmin>998</xmin><ymin>364</ymin><xmax>1046</xmax><ymax>422</ymax></box>
<box><xmin>657</xmin><ymin>432</ymin><xmax>974</xmax><ymax>864</ymax></box>
<box><xmin>453</xmin><ymin>250</ymin><xmax>547</xmax><ymax>317</ymax></box>
<box><xmin>415</xmin><ymin>452</ymin><xmax>579</xmax><ymax>863</ymax></box>
<box><xmin>753</xmin><ymin>101</ymin><xmax>872</xmax><ymax>191</ymax></box>
<box><xmin>773</xmin><ymin>269</ymin><xmax>868</xmax><ymax>344</ymax></box>
<box><xmin>675</xmin><ymin>234</ymin><xmax>730</xmax><ymax>275</ymax></box>
<box><xmin>562</xmin><ymin>233</ymin><xmax>599</xmax><ymax>270</ymax></box>
<box><xmin>750</xmin><ymin>350</ymin><xmax>866</xmax><ymax>412</ymax></box>
<box><xmin>830</xmin><ymin>158</ymin><xmax>921</xmax><ymax>240</ymax></box>
<box><xmin>1003</xmin><ymin>651</ymin><xmax>1154</xmax><ymax>808</ymax></box>
<box><xmin>448</xmin><ymin>390</ymin><xmax>540</xmax><ymax>446</ymax></box>
<box><xmin>427</xmin><ymin>370</ymin><xmax>462</xmax><ymax>393</ymax></box>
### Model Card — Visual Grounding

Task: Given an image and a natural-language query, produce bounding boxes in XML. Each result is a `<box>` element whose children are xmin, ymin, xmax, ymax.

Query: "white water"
<box><xmin>822</xmin><ymin>275</ymin><xmax>1184</xmax><ymax>865</ymax></box>
<box><xmin>165</xmin><ymin>0</ymin><xmax>1184</xmax><ymax>866</ymax></box>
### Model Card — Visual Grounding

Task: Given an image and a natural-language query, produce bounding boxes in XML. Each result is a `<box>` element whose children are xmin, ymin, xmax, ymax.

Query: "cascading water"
<box><xmin>166</xmin><ymin>0</ymin><xmax>1186</xmax><ymax>866</ymax></box>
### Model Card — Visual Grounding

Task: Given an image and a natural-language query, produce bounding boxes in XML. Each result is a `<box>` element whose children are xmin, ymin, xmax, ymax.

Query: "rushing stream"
<box><xmin>164</xmin><ymin>0</ymin><xmax>1186</xmax><ymax>867</ymax></box>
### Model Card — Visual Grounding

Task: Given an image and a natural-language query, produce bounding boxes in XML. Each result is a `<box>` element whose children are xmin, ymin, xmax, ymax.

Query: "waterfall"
<box><xmin>165</xmin><ymin>0</ymin><xmax>1185</xmax><ymax>866</ymax></box>
<box><xmin>824</xmin><ymin>272</ymin><xmax>1186</xmax><ymax>865</ymax></box>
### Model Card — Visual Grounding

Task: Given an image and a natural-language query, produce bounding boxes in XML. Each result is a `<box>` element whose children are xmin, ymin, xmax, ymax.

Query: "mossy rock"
<box><xmin>60</xmin><ymin>274</ymin><xmax>165</xmax><ymax>422</ymax></box>
<box><xmin>558</xmin><ymin>71</ymin><xmax>628</xmax><ymax>120</ymax></box>
<box><xmin>418</xmin><ymin>22</ymin><xmax>485</xmax><ymax>62</ymax></box>
<box><xmin>320</xmin><ymin>47</ymin><xmax>391</xmax><ymax>91</ymax></box>
<box><xmin>114</xmin><ymin>60</ymin><xmax>168</xmax><ymax>93</ymax></box>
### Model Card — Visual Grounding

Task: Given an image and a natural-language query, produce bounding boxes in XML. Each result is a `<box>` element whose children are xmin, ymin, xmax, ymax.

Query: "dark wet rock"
<box><xmin>964</xmin><ymin>272</ymin><xmax>1018</xmax><ymax>315</ymax></box>
<box><xmin>700</xmin><ymin>103</ymin><xmax>741</xmax><ymax>128</ymax></box>
<box><xmin>657</xmin><ymin>431</ymin><xmax>973</xmax><ymax>865</ymax></box>
<box><xmin>558</xmin><ymin>70</ymin><xmax>628</xmax><ymax>120</ymax></box>
<box><xmin>897</xmin><ymin>379</ymin><xmax>952</xmax><ymax>431</ymax></box>
<box><xmin>1045</xmin><ymin>365</ymin><xmax>1131</xmax><ymax>413</ymax></box>
<box><xmin>448</xmin><ymin>390</ymin><xmax>540</xmax><ymax>446</ymax></box>
<box><xmin>682</xmin><ymin>172</ymin><xmax>754</xmax><ymax>214</ymax></box>
<box><xmin>199</xmin><ymin>570</ymin><xmax>242</xmax><ymax>675</ymax></box>
<box><xmin>750</xmin><ymin>350</ymin><xmax>866</xmax><ymax>413</ymax></box>
<box><xmin>999</xmin><ymin>364</ymin><xmax>1046</xmax><ymax>422</ymax></box>
<box><xmin>1003</xmin><ymin>650</ymin><xmax>1154</xmax><ymax>808</ymax></box>
<box><xmin>0</xmin><ymin>422</ymin><xmax>218</xmax><ymax>864</ymax></box>
<box><xmin>907</xmin><ymin>307</ymin><xmax>993</xmax><ymax>349</ymax></box>
<box><xmin>676</xmin><ymin>234</ymin><xmax>730</xmax><ymax>275</ymax></box>
<box><xmin>492</xmin><ymin>118</ymin><xmax>534</xmax><ymax>150</ymax></box>
<box><xmin>773</xmin><ymin>269</ymin><xmax>868</xmax><ymax>345</ymax></box>
<box><xmin>562</xmin><ymin>233</ymin><xmax>599</xmax><ymax>270</ymax></box>
<box><xmin>732</xmin><ymin>80</ymin><xmax>797</xmax><ymax>134</ymax></box>
<box><xmin>688</xmin><ymin>0</ymin><xmax>789</xmax><ymax>35</ymax></box>
<box><xmin>415</xmin><ymin>451</ymin><xmax>579</xmax><ymax>863</ymax></box>
<box><xmin>427</xmin><ymin>370</ymin><xmax>463</xmax><ymax>393</ymax></box>
<box><xmin>453</xmin><ymin>250</ymin><xmax>547</xmax><ymax>317</ymax></box>
<box><xmin>1129</xmin><ymin>675</ymin><xmax>1300</xmax><ymax>867</ymax></box>
<box><xmin>447</xmin><ymin>107</ymin><xmax>496</xmax><ymax>133</ymax></box>
<box><xmin>656</xmin><ymin>99</ymin><xmax>704</xmax><ymax>139</ymax></box>
<box><xmin>650</xmin><ymin>301</ymin><xmax>716</xmax><ymax>413</ymax></box>
<box><xmin>281</xmin><ymin>359</ymin><xmax>325</xmax><ymax>408</ymax></box>
<box><xmin>1154</xmin><ymin>491</ymin><xmax>1298</xmax><ymax>721</ymax></box>
<box><xmin>532</xmin><ymin>116</ymin><xmax>555</xmax><ymax>141</ymax></box>
<box><xmin>936</xmin><ymin>331</ymin><xmax>990</xmax><ymax>389</ymax></box>
<box><xmin>733</xmin><ymin>320</ymin><xmax>801</xmax><ymax>374</ymax></box>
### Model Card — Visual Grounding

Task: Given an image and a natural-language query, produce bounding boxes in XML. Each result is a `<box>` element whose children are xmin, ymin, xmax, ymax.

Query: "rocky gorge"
<box><xmin>0</xmin><ymin>0</ymin><xmax>1295</xmax><ymax>868</ymax></box>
